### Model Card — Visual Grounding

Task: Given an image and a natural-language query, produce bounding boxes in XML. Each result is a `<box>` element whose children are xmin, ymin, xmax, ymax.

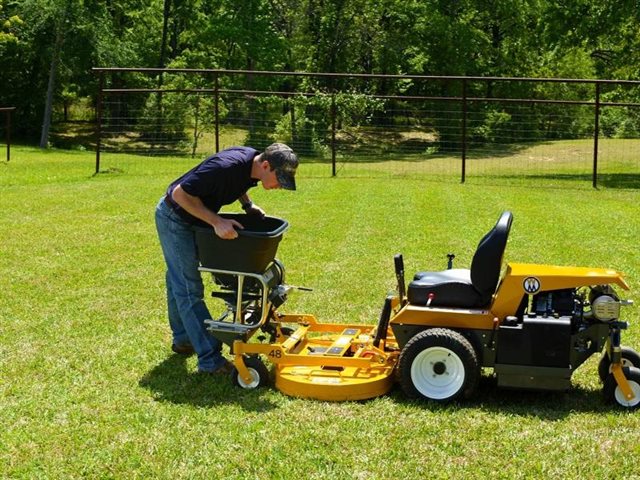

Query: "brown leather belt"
<box><xmin>164</xmin><ymin>194</ymin><xmax>178</xmax><ymax>210</ymax></box>
<box><xmin>163</xmin><ymin>193</ymin><xmax>201</xmax><ymax>226</ymax></box>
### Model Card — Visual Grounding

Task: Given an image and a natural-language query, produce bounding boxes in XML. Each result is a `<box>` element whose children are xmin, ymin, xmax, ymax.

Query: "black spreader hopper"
<box><xmin>195</xmin><ymin>213</ymin><xmax>289</xmax><ymax>273</ymax></box>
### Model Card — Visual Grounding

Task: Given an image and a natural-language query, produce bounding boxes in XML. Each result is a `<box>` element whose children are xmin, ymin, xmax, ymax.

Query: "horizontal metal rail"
<box><xmin>92</xmin><ymin>67</ymin><xmax>640</xmax><ymax>86</ymax></box>
<box><xmin>101</xmin><ymin>87</ymin><xmax>640</xmax><ymax>108</ymax></box>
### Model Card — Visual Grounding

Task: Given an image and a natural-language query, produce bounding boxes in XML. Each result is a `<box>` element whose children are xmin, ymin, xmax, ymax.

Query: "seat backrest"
<box><xmin>470</xmin><ymin>211</ymin><xmax>513</xmax><ymax>299</ymax></box>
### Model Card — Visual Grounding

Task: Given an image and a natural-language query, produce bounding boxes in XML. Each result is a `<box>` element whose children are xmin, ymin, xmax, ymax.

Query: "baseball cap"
<box><xmin>263</xmin><ymin>143</ymin><xmax>299</xmax><ymax>190</ymax></box>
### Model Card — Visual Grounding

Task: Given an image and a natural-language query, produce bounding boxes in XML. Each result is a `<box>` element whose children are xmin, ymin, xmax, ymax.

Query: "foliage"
<box><xmin>0</xmin><ymin>0</ymin><xmax>22</xmax><ymax>45</ymax></box>
<box><xmin>472</xmin><ymin>109</ymin><xmax>512</xmax><ymax>143</ymax></box>
<box><xmin>1</xmin><ymin>0</ymin><xmax>640</xmax><ymax>144</ymax></box>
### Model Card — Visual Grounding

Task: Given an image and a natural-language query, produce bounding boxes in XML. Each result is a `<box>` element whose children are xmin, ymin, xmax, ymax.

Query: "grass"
<box><xmin>1</xmin><ymin>145</ymin><xmax>640</xmax><ymax>478</ymax></box>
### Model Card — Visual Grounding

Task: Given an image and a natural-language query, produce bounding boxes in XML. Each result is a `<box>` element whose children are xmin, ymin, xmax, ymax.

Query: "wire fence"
<box><xmin>93</xmin><ymin>69</ymin><xmax>640</xmax><ymax>187</ymax></box>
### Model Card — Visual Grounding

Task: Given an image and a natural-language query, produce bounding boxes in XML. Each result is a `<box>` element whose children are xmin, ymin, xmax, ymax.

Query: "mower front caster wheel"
<box><xmin>231</xmin><ymin>356</ymin><xmax>270</xmax><ymax>390</ymax></box>
<box><xmin>598</xmin><ymin>347</ymin><xmax>640</xmax><ymax>382</ymax></box>
<box><xmin>603</xmin><ymin>366</ymin><xmax>640</xmax><ymax>409</ymax></box>
<box><xmin>398</xmin><ymin>328</ymin><xmax>480</xmax><ymax>403</ymax></box>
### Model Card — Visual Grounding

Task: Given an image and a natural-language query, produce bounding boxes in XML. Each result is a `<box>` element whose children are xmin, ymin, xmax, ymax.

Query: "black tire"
<box><xmin>398</xmin><ymin>328</ymin><xmax>480</xmax><ymax>403</ymax></box>
<box><xmin>231</xmin><ymin>355</ymin><xmax>270</xmax><ymax>390</ymax></box>
<box><xmin>603</xmin><ymin>366</ymin><xmax>640</xmax><ymax>409</ymax></box>
<box><xmin>598</xmin><ymin>347</ymin><xmax>640</xmax><ymax>382</ymax></box>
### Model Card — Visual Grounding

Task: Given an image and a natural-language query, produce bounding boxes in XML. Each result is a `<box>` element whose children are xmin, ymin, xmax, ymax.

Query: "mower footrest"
<box><xmin>324</xmin><ymin>328</ymin><xmax>361</xmax><ymax>356</ymax></box>
<box><xmin>281</xmin><ymin>326</ymin><xmax>309</xmax><ymax>353</ymax></box>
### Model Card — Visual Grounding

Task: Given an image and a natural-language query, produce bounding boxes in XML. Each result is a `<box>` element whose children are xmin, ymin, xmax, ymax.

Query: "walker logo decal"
<box><xmin>523</xmin><ymin>277</ymin><xmax>541</xmax><ymax>294</ymax></box>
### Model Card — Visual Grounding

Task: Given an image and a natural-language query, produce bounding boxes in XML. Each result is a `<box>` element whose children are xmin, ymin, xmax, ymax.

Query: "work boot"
<box><xmin>171</xmin><ymin>342</ymin><xmax>195</xmax><ymax>356</ymax></box>
<box><xmin>198</xmin><ymin>360</ymin><xmax>234</xmax><ymax>376</ymax></box>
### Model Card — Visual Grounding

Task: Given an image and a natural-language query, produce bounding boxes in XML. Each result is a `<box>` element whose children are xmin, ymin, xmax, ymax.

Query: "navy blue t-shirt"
<box><xmin>166</xmin><ymin>146</ymin><xmax>259</xmax><ymax>225</ymax></box>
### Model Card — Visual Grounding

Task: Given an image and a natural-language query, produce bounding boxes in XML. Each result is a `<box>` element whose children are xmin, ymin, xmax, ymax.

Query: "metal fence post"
<box><xmin>214</xmin><ymin>73</ymin><xmax>220</xmax><ymax>153</ymax></box>
<box><xmin>461</xmin><ymin>78</ymin><xmax>468</xmax><ymax>183</ymax></box>
<box><xmin>95</xmin><ymin>71</ymin><xmax>104</xmax><ymax>174</ymax></box>
<box><xmin>331</xmin><ymin>92</ymin><xmax>337</xmax><ymax>177</ymax></box>
<box><xmin>1</xmin><ymin>107</ymin><xmax>15</xmax><ymax>162</ymax></box>
<box><xmin>593</xmin><ymin>82</ymin><xmax>601</xmax><ymax>189</ymax></box>
<box><xmin>6</xmin><ymin>108</ymin><xmax>11</xmax><ymax>162</ymax></box>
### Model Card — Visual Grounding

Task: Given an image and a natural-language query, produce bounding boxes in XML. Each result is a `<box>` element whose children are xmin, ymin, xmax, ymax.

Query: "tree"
<box><xmin>2</xmin><ymin>0</ymin><xmax>640</xmax><ymax>147</ymax></box>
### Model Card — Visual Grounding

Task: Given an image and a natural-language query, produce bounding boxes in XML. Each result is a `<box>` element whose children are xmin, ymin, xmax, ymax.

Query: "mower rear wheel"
<box><xmin>603</xmin><ymin>366</ymin><xmax>640</xmax><ymax>409</ymax></box>
<box><xmin>598</xmin><ymin>347</ymin><xmax>640</xmax><ymax>382</ymax></box>
<box><xmin>231</xmin><ymin>355</ymin><xmax>270</xmax><ymax>390</ymax></box>
<box><xmin>398</xmin><ymin>328</ymin><xmax>479</xmax><ymax>403</ymax></box>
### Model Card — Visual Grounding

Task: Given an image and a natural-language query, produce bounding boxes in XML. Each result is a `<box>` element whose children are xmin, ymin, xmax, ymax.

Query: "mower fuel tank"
<box><xmin>495</xmin><ymin>316</ymin><xmax>572</xmax><ymax>391</ymax></box>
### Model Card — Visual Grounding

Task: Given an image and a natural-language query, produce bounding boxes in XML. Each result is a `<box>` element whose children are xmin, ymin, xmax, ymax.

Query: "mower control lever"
<box><xmin>447</xmin><ymin>253</ymin><xmax>455</xmax><ymax>269</ymax></box>
<box><xmin>394</xmin><ymin>254</ymin><xmax>406</xmax><ymax>305</ymax></box>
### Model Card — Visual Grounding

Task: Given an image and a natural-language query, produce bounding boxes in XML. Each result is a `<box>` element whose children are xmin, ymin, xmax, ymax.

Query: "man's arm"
<box><xmin>171</xmin><ymin>184</ymin><xmax>243</xmax><ymax>239</ymax></box>
<box><xmin>238</xmin><ymin>193</ymin><xmax>266</xmax><ymax>218</ymax></box>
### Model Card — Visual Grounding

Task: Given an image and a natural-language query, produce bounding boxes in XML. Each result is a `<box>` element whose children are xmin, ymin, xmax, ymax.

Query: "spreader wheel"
<box><xmin>231</xmin><ymin>355</ymin><xmax>270</xmax><ymax>390</ymax></box>
<box><xmin>398</xmin><ymin>328</ymin><xmax>479</xmax><ymax>403</ymax></box>
<box><xmin>598</xmin><ymin>347</ymin><xmax>640</xmax><ymax>382</ymax></box>
<box><xmin>603</xmin><ymin>366</ymin><xmax>640</xmax><ymax>409</ymax></box>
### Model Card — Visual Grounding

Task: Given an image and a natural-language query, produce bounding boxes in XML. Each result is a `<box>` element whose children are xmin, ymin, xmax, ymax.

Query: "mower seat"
<box><xmin>407</xmin><ymin>211</ymin><xmax>513</xmax><ymax>308</ymax></box>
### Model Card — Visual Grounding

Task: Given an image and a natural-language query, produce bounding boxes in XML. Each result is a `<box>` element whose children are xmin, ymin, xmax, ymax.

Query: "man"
<box><xmin>155</xmin><ymin>143</ymin><xmax>298</xmax><ymax>375</ymax></box>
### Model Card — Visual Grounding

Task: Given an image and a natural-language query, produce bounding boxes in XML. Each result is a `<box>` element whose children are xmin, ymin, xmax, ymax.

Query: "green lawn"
<box><xmin>1</xmin><ymin>146</ymin><xmax>639</xmax><ymax>478</ymax></box>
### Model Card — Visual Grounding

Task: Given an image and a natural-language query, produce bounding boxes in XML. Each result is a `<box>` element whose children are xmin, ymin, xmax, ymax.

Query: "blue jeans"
<box><xmin>155</xmin><ymin>197</ymin><xmax>226</xmax><ymax>372</ymax></box>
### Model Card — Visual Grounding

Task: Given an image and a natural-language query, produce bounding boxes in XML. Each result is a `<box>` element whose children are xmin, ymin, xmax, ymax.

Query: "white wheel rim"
<box><xmin>614</xmin><ymin>380</ymin><xmax>640</xmax><ymax>408</ymax></box>
<box><xmin>608</xmin><ymin>358</ymin><xmax>635</xmax><ymax>374</ymax></box>
<box><xmin>237</xmin><ymin>368</ymin><xmax>260</xmax><ymax>389</ymax></box>
<box><xmin>411</xmin><ymin>346</ymin><xmax>465</xmax><ymax>400</ymax></box>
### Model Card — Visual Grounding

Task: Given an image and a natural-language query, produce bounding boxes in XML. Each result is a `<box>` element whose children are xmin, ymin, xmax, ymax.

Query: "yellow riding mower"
<box><xmin>196</xmin><ymin>211</ymin><xmax>639</xmax><ymax>408</ymax></box>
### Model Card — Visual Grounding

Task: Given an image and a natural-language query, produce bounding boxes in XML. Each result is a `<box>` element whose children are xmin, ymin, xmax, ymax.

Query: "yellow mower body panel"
<box><xmin>389</xmin><ymin>304</ymin><xmax>495</xmax><ymax>330</ymax></box>
<box><xmin>491</xmin><ymin>263</ymin><xmax>629</xmax><ymax>319</ymax></box>
<box><xmin>505</xmin><ymin>263</ymin><xmax>628</xmax><ymax>291</ymax></box>
<box><xmin>390</xmin><ymin>262</ymin><xmax>629</xmax><ymax>330</ymax></box>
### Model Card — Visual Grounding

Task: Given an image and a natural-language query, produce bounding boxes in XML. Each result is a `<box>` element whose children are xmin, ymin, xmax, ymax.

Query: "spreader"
<box><xmin>196</xmin><ymin>212</ymin><xmax>639</xmax><ymax>408</ymax></box>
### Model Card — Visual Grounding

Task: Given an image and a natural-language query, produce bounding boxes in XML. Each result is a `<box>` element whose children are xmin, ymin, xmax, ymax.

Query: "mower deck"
<box><xmin>233</xmin><ymin>314</ymin><xmax>399</xmax><ymax>401</ymax></box>
<box><xmin>276</xmin><ymin>364</ymin><xmax>396</xmax><ymax>401</ymax></box>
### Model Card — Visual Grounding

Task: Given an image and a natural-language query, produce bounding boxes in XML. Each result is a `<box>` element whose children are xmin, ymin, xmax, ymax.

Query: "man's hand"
<box><xmin>212</xmin><ymin>216</ymin><xmax>243</xmax><ymax>239</ymax></box>
<box><xmin>244</xmin><ymin>203</ymin><xmax>266</xmax><ymax>219</ymax></box>
<box><xmin>171</xmin><ymin>184</ymin><xmax>244</xmax><ymax>239</ymax></box>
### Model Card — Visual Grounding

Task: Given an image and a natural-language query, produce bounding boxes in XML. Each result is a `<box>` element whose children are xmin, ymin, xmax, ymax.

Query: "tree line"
<box><xmin>1</xmin><ymin>0</ymin><xmax>639</xmax><ymax>145</ymax></box>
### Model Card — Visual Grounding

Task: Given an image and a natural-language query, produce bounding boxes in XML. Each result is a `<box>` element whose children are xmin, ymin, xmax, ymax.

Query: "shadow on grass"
<box><xmin>141</xmin><ymin>356</ymin><xmax>628</xmax><ymax>417</ymax></box>
<box><xmin>50</xmin><ymin>121</ymin><xmax>96</xmax><ymax>150</ymax></box>
<box><xmin>387</xmin><ymin>375</ymin><xmax>625</xmax><ymax>419</ymax></box>
<box><xmin>303</xmin><ymin>142</ymin><xmax>534</xmax><ymax>164</ymax></box>
<box><xmin>470</xmin><ymin>172</ymin><xmax>640</xmax><ymax>189</ymax></box>
<box><xmin>138</xmin><ymin>353</ymin><xmax>279</xmax><ymax>412</ymax></box>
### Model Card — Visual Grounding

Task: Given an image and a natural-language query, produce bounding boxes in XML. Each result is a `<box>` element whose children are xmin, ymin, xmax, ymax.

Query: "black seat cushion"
<box><xmin>469</xmin><ymin>212</ymin><xmax>512</xmax><ymax>297</ymax></box>
<box><xmin>408</xmin><ymin>269</ymin><xmax>487</xmax><ymax>308</ymax></box>
<box><xmin>407</xmin><ymin>211</ymin><xmax>513</xmax><ymax>309</ymax></box>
